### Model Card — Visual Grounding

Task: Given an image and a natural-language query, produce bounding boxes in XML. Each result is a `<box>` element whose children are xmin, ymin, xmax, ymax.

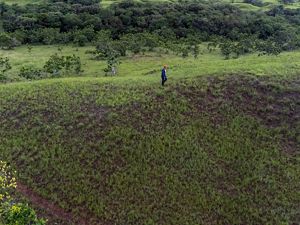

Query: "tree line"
<box><xmin>0</xmin><ymin>0</ymin><xmax>299</xmax><ymax>51</ymax></box>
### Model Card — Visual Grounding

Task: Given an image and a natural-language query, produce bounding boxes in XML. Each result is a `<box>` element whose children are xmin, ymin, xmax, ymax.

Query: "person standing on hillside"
<box><xmin>161</xmin><ymin>65</ymin><xmax>168</xmax><ymax>86</ymax></box>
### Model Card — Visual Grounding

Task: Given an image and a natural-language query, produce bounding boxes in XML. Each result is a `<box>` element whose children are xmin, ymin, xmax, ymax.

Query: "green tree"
<box><xmin>44</xmin><ymin>54</ymin><xmax>65</xmax><ymax>76</ymax></box>
<box><xmin>219</xmin><ymin>40</ymin><xmax>233</xmax><ymax>59</ymax></box>
<box><xmin>0</xmin><ymin>57</ymin><xmax>12</xmax><ymax>81</ymax></box>
<box><xmin>256</xmin><ymin>39</ymin><xmax>282</xmax><ymax>56</ymax></box>
<box><xmin>181</xmin><ymin>46</ymin><xmax>189</xmax><ymax>58</ymax></box>
<box><xmin>44</xmin><ymin>54</ymin><xmax>82</xmax><ymax>77</ymax></box>
<box><xmin>0</xmin><ymin>33</ymin><xmax>20</xmax><ymax>50</ymax></box>
<box><xmin>104</xmin><ymin>50</ymin><xmax>120</xmax><ymax>76</ymax></box>
<box><xmin>191</xmin><ymin>45</ymin><xmax>200</xmax><ymax>59</ymax></box>
<box><xmin>73</xmin><ymin>34</ymin><xmax>88</xmax><ymax>46</ymax></box>
<box><xmin>19</xmin><ymin>65</ymin><xmax>44</xmax><ymax>80</ymax></box>
<box><xmin>27</xmin><ymin>45</ymin><xmax>33</xmax><ymax>54</ymax></box>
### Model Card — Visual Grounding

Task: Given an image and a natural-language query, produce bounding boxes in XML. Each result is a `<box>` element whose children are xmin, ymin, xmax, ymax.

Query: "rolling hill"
<box><xmin>0</xmin><ymin>0</ymin><xmax>300</xmax><ymax>224</ymax></box>
<box><xmin>0</xmin><ymin>73</ymin><xmax>299</xmax><ymax>224</ymax></box>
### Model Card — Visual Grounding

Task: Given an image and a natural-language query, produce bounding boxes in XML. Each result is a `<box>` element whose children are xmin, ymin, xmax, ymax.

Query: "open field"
<box><xmin>1</xmin><ymin>44</ymin><xmax>300</xmax><ymax>82</ymax></box>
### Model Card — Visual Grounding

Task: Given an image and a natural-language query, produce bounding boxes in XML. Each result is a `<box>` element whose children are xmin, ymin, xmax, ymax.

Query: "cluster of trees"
<box><xmin>243</xmin><ymin>0</ymin><xmax>266</xmax><ymax>7</ymax></box>
<box><xmin>86</xmin><ymin>30</ymin><xmax>205</xmax><ymax>74</ymax></box>
<box><xmin>216</xmin><ymin>32</ymin><xmax>295</xmax><ymax>59</ymax></box>
<box><xmin>0</xmin><ymin>0</ymin><xmax>299</xmax><ymax>52</ymax></box>
<box><xmin>0</xmin><ymin>53</ymin><xmax>82</xmax><ymax>82</ymax></box>
<box><xmin>280</xmin><ymin>0</ymin><xmax>299</xmax><ymax>4</ymax></box>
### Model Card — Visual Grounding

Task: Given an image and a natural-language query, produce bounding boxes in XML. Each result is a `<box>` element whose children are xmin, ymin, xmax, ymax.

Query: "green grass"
<box><xmin>1</xmin><ymin>44</ymin><xmax>300</xmax><ymax>83</ymax></box>
<box><xmin>0</xmin><ymin>69</ymin><xmax>299</xmax><ymax>224</ymax></box>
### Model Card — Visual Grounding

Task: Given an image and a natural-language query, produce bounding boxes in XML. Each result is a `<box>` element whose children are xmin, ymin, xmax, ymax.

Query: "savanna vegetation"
<box><xmin>0</xmin><ymin>0</ymin><xmax>299</xmax><ymax>225</ymax></box>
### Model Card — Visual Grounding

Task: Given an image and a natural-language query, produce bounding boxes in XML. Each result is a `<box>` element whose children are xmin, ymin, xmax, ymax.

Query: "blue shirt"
<box><xmin>161</xmin><ymin>69</ymin><xmax>167</xmax><ymax>79</ymax></box>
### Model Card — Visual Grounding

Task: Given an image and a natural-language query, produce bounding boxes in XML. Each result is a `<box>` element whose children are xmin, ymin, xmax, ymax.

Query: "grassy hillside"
<box><xmin>0</xmin><ymin>72</ymin><xmax>299</xmax><ymax>224</ymax></box>
<box><xmin>0</xmin><ymin>1</ymin><xmax>299</xmax><ymax>224</ymax></box>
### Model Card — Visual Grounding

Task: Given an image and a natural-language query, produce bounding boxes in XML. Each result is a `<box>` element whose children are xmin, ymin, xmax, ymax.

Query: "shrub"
<box><xmin>0</xmin><ymin>161</ymin><xmax>46</xmax><ymax>225</ymax></box>
<box><xmin>0</xmin><ymin>161</ymin><xmax>16</xmax><ymax>203</ymax></box>
<box><xmin>43</xmin><ymin>54</ymin><xmax>65</xmax><ymax>76</ymax></box>
<box><xmin>104</xmin><ymin>50</ymin><xmax>120</xmax><ymax>76</ymax></box>
<box><xmin>0</xmin><ymin>33</ymin><xmax>20</xmax><ymax>50</ymax></box>
<box><xmin>19</xmin><ymin>66</ymin><xmax>44</xmax><ymax>80</ymax></box>
<box><xmin>1</xmin><ymin>203</ymin><xmax>46</xmax><ymax>225</ymax></box>
<box><xmin>44</xmin><ymin>54</ymin><xmax>82</xmax><ymax>77</ymax></box>
<box><xmin>0</xmin><ymin>57</ymin><xmax>12</xmax><ymax>81</ymax></box>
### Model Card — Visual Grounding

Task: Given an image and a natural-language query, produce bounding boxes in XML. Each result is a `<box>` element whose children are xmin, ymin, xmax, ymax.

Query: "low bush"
<box><xmin>44</xmin><ymin>54</ymin><xmax>82</xmax><ymax>77</ymax></box>
<box><xmin>0</xmin><ymin>161</ymin><xmax>46</xmax><ymax>225</ymax></box>
<box><xmin>1</xmin><ymin>203</ymin><xmax>46</xmax><ymax>225</ymax></box>
<box><xmin>19</xmin><ymin>66</ymin><xmax>45</xmax><ymax>80</ymax></box>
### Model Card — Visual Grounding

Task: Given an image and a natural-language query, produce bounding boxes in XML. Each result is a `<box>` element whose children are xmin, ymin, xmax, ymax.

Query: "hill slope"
<box><xmin>0</xmin><ymin>74</ymin><xmax>299</xmax><ymax>225</ymax></box>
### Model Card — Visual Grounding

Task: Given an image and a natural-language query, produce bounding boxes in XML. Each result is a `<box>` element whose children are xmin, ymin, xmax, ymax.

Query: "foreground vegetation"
<box><xmin>0</xmin><ymin>161</ymin><xmax>46</xmax><ymax>225</ymax></box>
<box><xmin>0</xmin><ymin>73</ymin><xmax>299</xmax><ymax>224</ymax></box>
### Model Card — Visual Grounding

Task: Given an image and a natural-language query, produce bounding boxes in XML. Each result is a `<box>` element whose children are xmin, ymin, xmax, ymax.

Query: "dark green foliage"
<box><xmin>280</xmin><ymin>0</ymin><xmax>296</xmax><ymax>4</ymax></box>
<box><xmin>1</xmin><ymin>0</ymin><xmax>299</xmax><ymax>54</ymax></box>
<box><xmin>91</xmin><ymin>42</ymin><xmax>121</xmax><ymax>75</ymax></box>
<box><xmin>93</xmin><ymin>42</ymin><xmax>115</xmax><ymax>59</ymax></box>
<box><xmin>0</xmin><ymin>33</ymin><xmax>20</xmax><ymax>50</ymax></box>
<box><xmin>191</xmin><ymin>45</ymin><xmax>200</xmax><ymax>59</ymax></box>
<box><xmin>19</xmin><ymin>65</ymin><xmax>44</xmax><ymax>80</ymax></box>
<box><xmin>104</xmin><ymin>51</ymin><xmax>120</xmax><ymax>76</ymax></box>
<box><xmin>181</xmin><ymin>47</ymin><xmax>189</xmax><ymax>58</ymax></box>
<box><xmin>27</xmin><ymin>45</ymin><xmax>33</xmax><ymax>53</ymax></box>
<box><xmin>256</xmin><ymin>39</ymin><xmax>282</xmax><ymax>56</ymax></box>
<box><xmin>219</xmin><ymin>36</ymin><xmax>282</xmax><ymax>59</ymax></box>
<box><xmin>219</xmin><ymin>40</ymin><xmax>234</xmax><ymax>59</ymax></box>
<box><xmin>44</xmin><ymin>54</ymin><xmax>82</xmax><ymax>77</ymax></box>
<box><xmin>64</xmin><ymin>55</ymin><xmax>82</xmax><ymax>74</ymax></box>
<box><xmin>243</xmin><ymin>0</ymin><xmax>265</xmax><ymax>7</ymax></box>
<box><xmin>119</xmin><ymin>33</ymin><xmax>161</xmax><ymax>53</ymax></box>
<box><xmin>73</xmin><ymin>34</ymin><xmax>88</xmax><ymax>47</ymax></box>
<box><xmin>43</xmin><ymin>54</ymin><xmax>65</xmax><ymax>76</ymax></box>
<box><xmin>0</xmin><ymin>57</ymin><xmax>11</xmax><ymax>81</ymax></box>
<box><xmin>73</xmin><ymin>26</ymin><xmax>96</xmax><ymax>46</ymax></box>
<box><xmin>1</xmin><ymin>203</ymin><xmax>46</xmax><ymax>225</ymax></box>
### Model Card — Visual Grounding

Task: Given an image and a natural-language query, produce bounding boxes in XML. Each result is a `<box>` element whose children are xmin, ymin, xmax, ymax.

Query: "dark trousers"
<box><xmin>162</xmin><ymin>77</ymin><xmax>167</xmax><ymax>86</ymax></box>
